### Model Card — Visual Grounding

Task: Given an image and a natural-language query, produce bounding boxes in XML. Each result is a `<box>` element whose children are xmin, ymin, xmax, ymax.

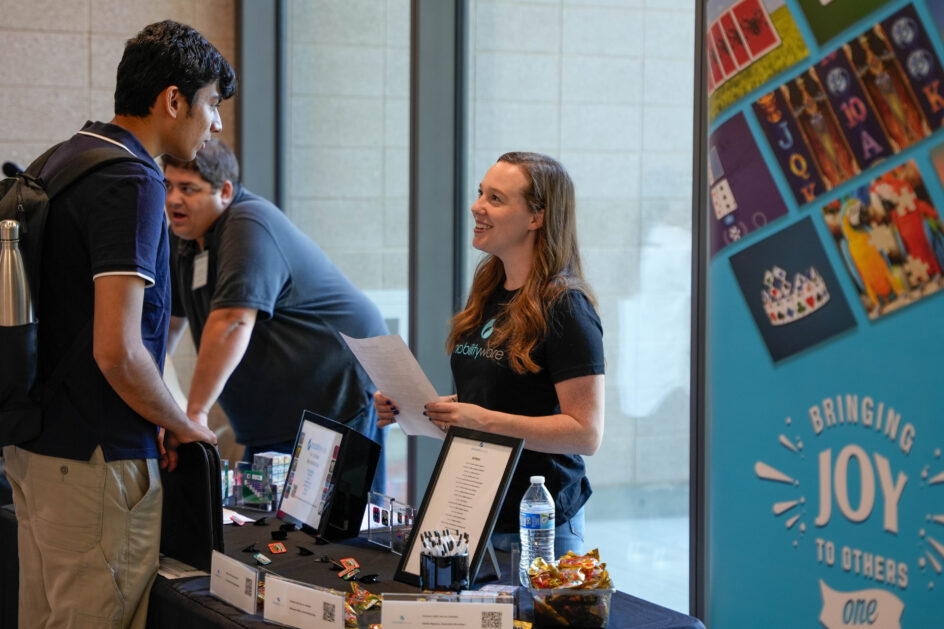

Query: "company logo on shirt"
<box><xmin>453</xmin><ymin>341</ymin><xmax>504</xmax><ymax>361</ymax></box>
<box><xmin>454</xmin><ymin>318</ymin><xmax>504</xmax><ymax>361</ymax></box>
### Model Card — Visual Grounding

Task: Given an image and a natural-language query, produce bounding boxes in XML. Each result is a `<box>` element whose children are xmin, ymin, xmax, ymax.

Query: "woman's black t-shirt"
<box><xmin>450</xmin><ymin>286</ymin><xmax>604</xmax><ymax>533</ymax></box>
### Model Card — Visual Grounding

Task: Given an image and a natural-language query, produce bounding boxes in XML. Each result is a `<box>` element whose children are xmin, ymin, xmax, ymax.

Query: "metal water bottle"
<box><xmin>0</xmin><ymin>219</ymin><xmax>35</xmax><ymax>326</ymax></box>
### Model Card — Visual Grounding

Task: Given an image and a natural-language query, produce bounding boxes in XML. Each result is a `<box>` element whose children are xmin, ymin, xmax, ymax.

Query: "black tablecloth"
<box><xmin>1</xmin><ymin>504</ymin><xmax>705</xmax><ymax>628</ymax></box>
<box><xmin>149</xmin><ymin>512</ymin><xmax>704</xmax><ymax>628</ymax></box>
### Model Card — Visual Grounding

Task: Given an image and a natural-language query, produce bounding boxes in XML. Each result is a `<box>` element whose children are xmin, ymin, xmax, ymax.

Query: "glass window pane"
<box><xmin>464</xmin><ymin>0</ymin><xmax>694</xmax><ymax>611</ymax></box>
<box><xmin>284</xmin><ymin>0</ymin><xmax>411</xmax><ymax>500</ymax></box>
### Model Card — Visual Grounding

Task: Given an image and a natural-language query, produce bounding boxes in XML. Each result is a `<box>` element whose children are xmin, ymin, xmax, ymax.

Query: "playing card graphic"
<box><xmin>751</xmin><ymin>4</ymin><xmax>944</xmax><ymax>207</ymax></box>
<box><xmin>708</xmin><ymin>113</ymin><xmax>788</xmax><ymax>256</ymax></box>
<box><xmin>712</xmin><ymin>21</ymin><xmax>738</xmax><ymax>77</ymax></box>
<box><xmin>783</xmin><ymin>69</ymin><xmax>861</xmax><ymax>189</ymax></box>
<box><xmin>706</xmin><ymin>0</ymin><xmax>809</xmax><ymax>119</ymax></box>
<box><xmin>732</xmin><ymin>0</ymin><xmax>781</xmax><ymax>58</ymax></box>
<box><xmin>729</xmin><ymin>217</ymin><xmax>855</xmax><ymax>362</ymax></box>
<box><xmin>816</xmin><ymin>50</ymin><xmax>894</xmax><ymax>170</ymax></box>
<box><xmin>845</xmin><ymin>29</ymin><xmax>929</xmax><ymax>153</ymax></box>
<box><xmin>879</xmin><ymin>3</ymin><xmax>944</xmax><ymax>131</ymax></box>
<box><xmin>708</xmin><ymin>34</ymin><xmax>727</xmax><ymax>87</ymax></box>
<box><xmin>719</xmin><ymin>10</ymin><xmax>751</xmax><ymax>68</ymax></box>
<box><xmin>753</xmin><ymin>87</ymin><xmax>829</xmax><ymax>205</ymax></box>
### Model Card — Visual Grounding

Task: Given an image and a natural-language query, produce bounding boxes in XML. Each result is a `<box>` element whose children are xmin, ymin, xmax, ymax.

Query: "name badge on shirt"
<box><xmin>192</xmin><ymin>250</ymin><xmax>209</xmax><ymax>290</ymax></box>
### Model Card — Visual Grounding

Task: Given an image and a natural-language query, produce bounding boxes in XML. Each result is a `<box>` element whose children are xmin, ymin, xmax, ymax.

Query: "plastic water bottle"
<box><xmin>519</xmin><ymin>475</ymin><xmax>555</xmax><ymax>586</ymax></box>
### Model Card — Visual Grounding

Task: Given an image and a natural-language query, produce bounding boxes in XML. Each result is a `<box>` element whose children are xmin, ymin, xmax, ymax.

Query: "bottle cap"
<box><xmin>530</xmin><ymin>475</ymin><xmax>545</xmax><ymax>484</ymax></box>
<box><xmin>1</xmin><ymin>219</ymin><xmax>21</xmax><ymax>241</ymax></box>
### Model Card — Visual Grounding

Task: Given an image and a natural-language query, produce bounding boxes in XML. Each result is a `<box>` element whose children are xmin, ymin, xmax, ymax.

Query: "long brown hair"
<box><xmin>447</xmin><ymin>152</ymin><xmax>594</xmax><ymax>374</ymax></box>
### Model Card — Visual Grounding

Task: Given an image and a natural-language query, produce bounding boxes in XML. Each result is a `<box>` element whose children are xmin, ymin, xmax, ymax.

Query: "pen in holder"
<box><xmin>420</xmin><ymin>551</ymin><xmax>469</xmax><ymax>592</ymax></box>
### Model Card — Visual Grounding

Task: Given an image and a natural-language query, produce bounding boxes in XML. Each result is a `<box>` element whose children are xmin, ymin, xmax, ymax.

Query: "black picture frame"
<box><xmin>277</xmin><ymin>410</ymin><xmax>380</xmax><ymax>540</ymax></box>
<box><xmin>393</xmin><ymin>426</ymin><xmax>523</xmax><ymax>587</ymax></box>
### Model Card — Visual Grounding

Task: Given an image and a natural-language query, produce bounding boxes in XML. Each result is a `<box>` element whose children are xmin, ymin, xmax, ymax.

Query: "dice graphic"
<box><xmin>711</xmin><ymin>178</ymin><xmax>738</xmax><ymax>220</ymax></box>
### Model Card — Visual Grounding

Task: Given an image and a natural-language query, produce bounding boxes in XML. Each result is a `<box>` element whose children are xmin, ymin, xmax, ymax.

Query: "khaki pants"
<box><xmin>3</xmin><ymin>445</ymin><xmax>162</xmax><ymax>629</ymax></box>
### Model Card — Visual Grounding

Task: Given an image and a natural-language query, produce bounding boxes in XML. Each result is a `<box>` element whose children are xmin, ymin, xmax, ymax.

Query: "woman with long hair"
<box><xmin>375</xmin><ymin>152</ymin><xmax>604</xmax><ymax>556</ymax></box>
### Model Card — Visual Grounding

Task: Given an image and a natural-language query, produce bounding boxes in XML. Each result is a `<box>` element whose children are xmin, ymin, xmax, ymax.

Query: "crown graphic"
<box><xmin>761</xmin><ymin>265</ymin><xmax>830</xmax><ymax>326</ymax></box>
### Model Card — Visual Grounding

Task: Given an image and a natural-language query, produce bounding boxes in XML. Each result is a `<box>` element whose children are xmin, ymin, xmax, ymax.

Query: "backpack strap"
<box><xmin>23</xmin><ymin>143</ymin><xmax>64</xmax><ymax>178</ymax></box>
<box><xmin>35</xmin><ymin>146</ymin><xmax>162</xmax><ymax>404</ymax></box>
<box><xmin>44</xmin><ymin>147</ymin><xmax>161</xmax><ymax>199</ymax></box>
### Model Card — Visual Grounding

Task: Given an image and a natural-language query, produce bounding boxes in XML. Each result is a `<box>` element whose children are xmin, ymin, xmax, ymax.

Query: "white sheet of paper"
<box><xmin>263</xmin><ymin>575</ymin><xmax>344</xmax><ymax>628</ymax></box>
<box><xmin>381</xmin><ymin>599</ymin><xmax>513</xmax><ymax>629</ymax></box>
<box><xmin>157</xmin><ymin>555</ymin><xmax>207</xmax><ymax>580</ymax></box>
<box><xmin>209</xmin><ymin>550</ymin><xmax>258</xmax><ymax>615</ymax></box>
<box><xmin>223</xmin><ymin>509</ymin><xmax>255</xmax><ymax>526</ymax></box>
<box><xmin>340</xmin><ymin>333</ymin><xmax>444</xmax><ymax>439</ymax></box>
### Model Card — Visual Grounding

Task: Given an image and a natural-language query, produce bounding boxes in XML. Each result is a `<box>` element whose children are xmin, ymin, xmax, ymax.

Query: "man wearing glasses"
<box><xmin>163</xmin><ymin>139</ymin><xmax>388</xmax><ymax>491</ymax></box>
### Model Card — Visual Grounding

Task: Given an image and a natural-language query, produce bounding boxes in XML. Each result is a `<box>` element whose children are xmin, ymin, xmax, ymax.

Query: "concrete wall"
<box><xmin>464</xmin><ymin>0</ymin><xmax>695</xmax><ymax>493</ymax></box>
<box><xmin>0</xmin><ymin>0</ymin><xmax>239</xmax><ymax>455</ymax></box>
<box><xmin>284</xmin><ymin>0</ymin><xmax>411</xmax><ymax>294</ymax></box>
<box><xmin>0</xmin><ymin>0</ymin><xmax>238</xmax><ymax>165</ymax></box>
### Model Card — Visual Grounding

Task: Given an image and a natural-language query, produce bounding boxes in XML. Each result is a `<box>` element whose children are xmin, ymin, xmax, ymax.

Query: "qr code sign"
<box><xmin>480</xmin><ymin>610</ymin><xmax>503</xmax><ymax>628</ymax></box>
<box><xmin>323</xmin><ymin>601</ymin><xmax>336</xmax><ymax>622</ymax></box>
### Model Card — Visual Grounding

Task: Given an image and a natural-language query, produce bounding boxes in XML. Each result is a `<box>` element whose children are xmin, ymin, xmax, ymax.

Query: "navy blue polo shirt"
<box><xmin>23</xmin><ymin>121</ymin><xmax>169</xmax><ymax>461</ymax></box>
<box><xmin>170</xmin><ymin>186</ymin><xmax>389</xmax><ymax>446</ymax></box>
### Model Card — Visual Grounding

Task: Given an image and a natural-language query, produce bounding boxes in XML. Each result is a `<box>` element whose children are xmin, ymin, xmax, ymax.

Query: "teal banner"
<box><xmin>705</xmin><ymin>1</ymin><xmax>944</xmax><ymax>626</ymax></box>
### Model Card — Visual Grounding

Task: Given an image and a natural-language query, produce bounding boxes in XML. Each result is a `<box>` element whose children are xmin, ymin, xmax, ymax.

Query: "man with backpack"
<box><xmin>1</xmin><ymin>21</ymin><xmax>234</xmax><ymax>628</ymax></box>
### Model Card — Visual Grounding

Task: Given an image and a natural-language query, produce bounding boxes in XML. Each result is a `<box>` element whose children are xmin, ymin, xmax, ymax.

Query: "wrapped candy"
<box><xmin>528</xmin><ymin>549</ymin><xmax>614</xmax><ymax>628</ymax></box>
<box><xmin>256</xmin><ymin>578</ymin><xmax>265</xmax><ymax>613</ymax></box>
<box><xmin>527</xmin><ymin>549</ymin><xmax>613</xmax><ymax>590</ymax></box>
<box><xmin>343</xmin><ymin>583</ymin><xmax>382</xmax><ymax>628</ymax></box>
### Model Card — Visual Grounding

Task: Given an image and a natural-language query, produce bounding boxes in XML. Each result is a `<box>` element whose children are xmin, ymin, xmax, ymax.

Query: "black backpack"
<box><xmin>0</xmin><ymin>143</ymin><xmax>158</xmax><ymax>446</ymax></box>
